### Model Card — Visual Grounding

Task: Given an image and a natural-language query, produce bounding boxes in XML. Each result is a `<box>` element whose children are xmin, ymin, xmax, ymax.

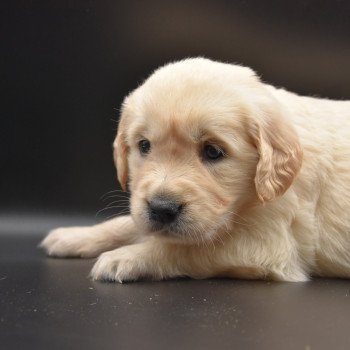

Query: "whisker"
<box><xmin>101</xmin><ymin>194</ymin><xmax>131</xmax><ymax>202</ymax></box>
<box><xmin>224</xmin><ymin>211</ymin><xmax>255</xmax><ymax>227</ymax></box>
<box><xmin>104</xmin><ymin>200</ymin><xmax>130</xmax><ymax>209</ymax></box>
<box><xmin>95</xmin><ymin>205</ymin><xmax>130</xmax><ymax>217</ymax></box>
<box><xmin>103</xmin><ymin>209</ymin><xmax>131</xmax><ymax>221</ymax></box>
<box><xmin>100</xmin><ymin>189</ymin><xmax>131</xmax><ymax>201</ymax></box>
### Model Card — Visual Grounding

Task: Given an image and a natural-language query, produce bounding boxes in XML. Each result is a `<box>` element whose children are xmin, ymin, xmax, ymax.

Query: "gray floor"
<box><xmin>1</xmin><ymin>218</ymin><xmax>350</xmax><ymax>350</ymax></box>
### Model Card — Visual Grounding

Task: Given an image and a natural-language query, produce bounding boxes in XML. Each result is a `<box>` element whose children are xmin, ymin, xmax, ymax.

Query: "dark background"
<box><xmin>2</xmin><ymin>0</ymin><xmax>350</xmax><ymax>222</ymax></box>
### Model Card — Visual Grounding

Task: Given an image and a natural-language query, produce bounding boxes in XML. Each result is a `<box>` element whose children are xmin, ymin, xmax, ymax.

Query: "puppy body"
<box><xmin>41</xmin><ymin>58</ymin><xmax>350</xmax><ymax>282</ymax></box>
<box><xmin>271</xmin><ymin>88</ymin><xmax>350</xmax><ymax>279</ymax></box>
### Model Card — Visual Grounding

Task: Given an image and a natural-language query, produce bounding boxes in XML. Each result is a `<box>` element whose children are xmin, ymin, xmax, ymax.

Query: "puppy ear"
<box><xmin>113</xmin><ymin>101</ymin><xmax>130</xmax><ymax>191</ymax></box>
<box><xmin>249</xmin><ymin>108</ymin><xmax>303</xmax><ymax>203</ymax></box>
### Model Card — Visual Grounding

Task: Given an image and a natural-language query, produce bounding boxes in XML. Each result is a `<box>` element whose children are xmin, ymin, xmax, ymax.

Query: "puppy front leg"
<box><xmin>90</xmin><ymin>238</ymin><xmax>216</xmax><ymax>282</ymax></box>
<box><xmin>40</xmin><ymin>215</ymin><xmax>141</xmax><ymax>258</ymax></box>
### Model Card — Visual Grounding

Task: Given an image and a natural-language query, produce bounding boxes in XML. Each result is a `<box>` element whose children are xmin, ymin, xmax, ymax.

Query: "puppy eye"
<box><xmin>138</xmin><ymin>139</ymin><xmax>151</xmax><ymax>155</ymax></box>
<box><xmin>203</xmin><ymin>144</ymin><xmax>225</xmax><ymax>161</ymax></box>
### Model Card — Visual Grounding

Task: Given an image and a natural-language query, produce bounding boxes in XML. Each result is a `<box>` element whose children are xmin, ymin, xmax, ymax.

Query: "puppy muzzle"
<box><xmin>148</xmin><ymin>195</ymin><xmax>183</xmax><ymax>225</ymax></box>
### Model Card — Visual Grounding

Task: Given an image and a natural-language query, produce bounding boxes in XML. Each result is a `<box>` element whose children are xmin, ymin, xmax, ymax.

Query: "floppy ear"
<box><xmin>113</xmin><ymin>102</ymin><xmax>130</xmax><ymax>191</ymax></box>
<box><xmin>249</xmin><ymin>108</ymin><xmax>303</xmax><ymax>203</ymax></box>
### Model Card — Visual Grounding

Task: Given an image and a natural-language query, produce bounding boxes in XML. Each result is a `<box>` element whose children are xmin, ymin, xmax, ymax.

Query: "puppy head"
<box><xmin>114</xmin><ymin>58</ymin><xmax>302</xmax><ymax>242</ymax></box>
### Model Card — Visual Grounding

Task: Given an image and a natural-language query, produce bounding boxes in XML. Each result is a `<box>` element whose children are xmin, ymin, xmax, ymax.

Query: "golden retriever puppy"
<box><xmin>40</xmin><ymin>58</ymin><xmax>350</xmax><ymax>282</ymax></box>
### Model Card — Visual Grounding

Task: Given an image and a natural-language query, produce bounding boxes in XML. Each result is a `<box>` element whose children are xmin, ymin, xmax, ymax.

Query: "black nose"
<box><xmin>148</xmin><ymin>196</ymin><xmax>182</xmax><ymax>225</ymax></box>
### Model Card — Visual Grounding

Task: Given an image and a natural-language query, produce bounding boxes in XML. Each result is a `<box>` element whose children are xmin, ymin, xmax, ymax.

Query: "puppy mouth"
<box><xmin>147</xmin><ymin>220</ymin><xmax>204</xmax><ymax>243</ymax></box>
<box><xmin>147</xmin><ymin>220</ymin><xmax>184</xmax><ymax>237</ymax></box>
<box><xmin>140</xmin><ymin>206</ymin><xmax>203</xmax><ymax>241</ymax></box>
<box><xmin>144</xmin><ymin>207</ymin><xmax>218</xmax><ymax>243</ymax></box>
<box><xmin>132</xmin><ymin>195</ymin><xmax>228</xmax><ymax>242</ymax></box>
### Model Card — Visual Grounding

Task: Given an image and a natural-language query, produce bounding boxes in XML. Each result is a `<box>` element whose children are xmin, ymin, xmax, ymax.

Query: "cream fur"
<box><xmin>40</xmin><ymin>58</ymin><xmax>350</xmax><ymax>282</ymax></box>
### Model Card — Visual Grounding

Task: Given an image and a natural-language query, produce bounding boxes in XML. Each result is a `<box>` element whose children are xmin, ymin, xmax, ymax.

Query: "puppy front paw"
<box><xmin>90</xmin><ymin>245</ymin><xmax>158</xmax><ymax>283</ymax></box>
<box><xmin>39</xmin><ymin>227</ymin><xmax>101</xmax><ymax>258</ymax></box>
